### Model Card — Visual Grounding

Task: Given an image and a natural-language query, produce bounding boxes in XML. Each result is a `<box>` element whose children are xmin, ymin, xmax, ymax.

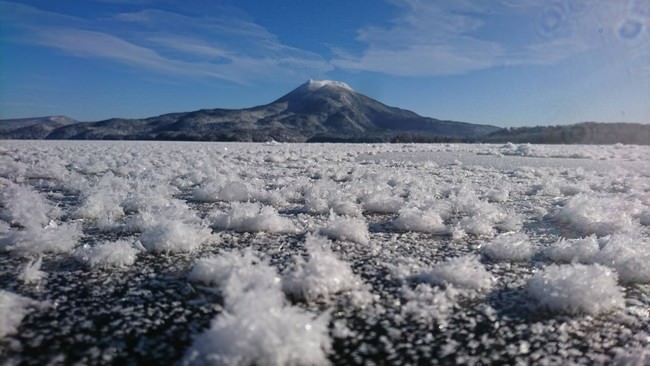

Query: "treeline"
<box><xmin>482</xmin><ymin>122</ymin><xmax>650</xmax><ymax>145</ymax></box>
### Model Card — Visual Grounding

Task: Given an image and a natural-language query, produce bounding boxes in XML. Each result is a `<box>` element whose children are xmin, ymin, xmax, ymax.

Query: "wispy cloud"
<box><xmin>333</xmin><ymin>0</ymin><xmax>650</xmax><ymax>76</ymax></box>
<box><xmin>1</xmin><ymin>2</ymin><xmax>331</xmax><ymax>84</ymax></box>
<box><xmin>30</xmin><ymin>28</ymin><xmax>240</xmax><ymax>82</ymax></box>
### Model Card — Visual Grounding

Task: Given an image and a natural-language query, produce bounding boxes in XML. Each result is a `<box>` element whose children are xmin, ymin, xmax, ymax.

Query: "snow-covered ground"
<box><xmin>1</xmin><ymin>140</ymin><xmax>649</xmax><ymax>365</ymax></box>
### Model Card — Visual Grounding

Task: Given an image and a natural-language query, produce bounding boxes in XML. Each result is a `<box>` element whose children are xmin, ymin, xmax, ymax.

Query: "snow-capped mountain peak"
<box><xmin>304</xmin><ymin>79</ymin><xmax>353</xmax><ymax>91</ymax></box>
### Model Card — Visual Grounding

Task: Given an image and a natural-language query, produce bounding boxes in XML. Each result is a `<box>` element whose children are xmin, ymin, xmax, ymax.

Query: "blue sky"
<box><xmin>1</xmin><ymin>0</ymin><xmax>649</xmax><ymax>126</ymax></box>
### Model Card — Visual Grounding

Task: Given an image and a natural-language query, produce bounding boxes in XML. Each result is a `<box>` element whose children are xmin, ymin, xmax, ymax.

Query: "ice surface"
<box><xmin>1</xmin><ymin>141</ymin><xmax>649</xmax><ymax>364</ymax></box>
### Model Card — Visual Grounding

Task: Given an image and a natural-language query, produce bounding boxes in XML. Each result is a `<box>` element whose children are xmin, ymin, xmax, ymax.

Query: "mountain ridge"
<box><xmin>3</xmin><ymin>80</ymin><xmax>498</xmax><ymax>142</ymax></box>
<box><xmin>4</xmin><ymin>81</ymin><xmax>647</xmax><ymax>144</ymax></box>
<box><xmin>0</xmin><ymin>115</ymin><xmax>78</xmax><ymax>139</ymax></box>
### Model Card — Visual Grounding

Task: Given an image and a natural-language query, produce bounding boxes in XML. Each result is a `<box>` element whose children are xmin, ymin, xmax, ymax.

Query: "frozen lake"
<box><xmin>1</xmin><ymin>141</ymin><xmax>649</xmax><ymax>365</ymax></box>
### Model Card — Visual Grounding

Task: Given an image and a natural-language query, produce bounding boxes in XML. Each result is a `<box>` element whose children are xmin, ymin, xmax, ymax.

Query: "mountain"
<box><xmin>482</xmin><ymin>122</ymin><xmax>650</xmax><ymax>145</ymax></box>
<box><xmin>0</xmin><ymin>116</ymin><xmax>78</xmax><ymax>139</ymax></box>
<box><xmin>1</xmin><ymin>80</ymin><xmax>499</xmax><ymax>142</ymax></box>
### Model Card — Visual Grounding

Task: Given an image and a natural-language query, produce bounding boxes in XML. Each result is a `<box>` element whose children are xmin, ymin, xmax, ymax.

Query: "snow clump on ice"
<box><xmin>192</xmin><ymin>179</ymin><xmax>250</xmax><ymax>203</ymax></box>
<box><xmin>481</xmin><ymin>233</ymin><xmax>534</xmax><ymax>262</ymax></box>
<box><xmin>319</xmin><ymin>215</ymin><xmax>370</xmax><ymax>245</ymax></box>
<box><xmin>0</xmin><ymin>291</ymin><xmax>42</xmax><ymax>338</ymax></box>
<box><xmin>527</xmin><ymin>264</ymin><xmax>625</xmax><ymax>315</ymax></box>
<box><xmin>73</xmin><ymin>173</ymin><xmax>129</xmax><ymax>230</ymax></box>
<box><xmin>594</xmin><ymin>234</ymin><xmax>650</xmax><ymax>284</ymax></box>
<box><xmin>1</xmin><ymin>221</ymin><xmax>82</xmax><ymax>256</ymax></box>
<box><xmin>553</xmin><ymin>194</ymin><xmax>638</xmax><ymax>236</ymax></box>
<box><xmin>419</xmin><ymin>255</ymin><xmax>494</xmax><ymax>291</ymax></box>
<box><xmin>210</xmin><ymin>202</ymin><xmax>296</xmax><ymax>233</ymax></box>
<box><xmin>544</xmin><ymin>235</ymin><xmax>600</xmax><ymax>263</ymax></box>
<box><xmin>18</xmin><ymin>257</ymin><xmax>47</xmax><ymax>285</ymax></box>
<box><xmin>283</xmin><ymin>234</ymin><xmax>361</xmax><ymax>301</ymax></box>
<box><xmin>361</xmin><ymin>191</ymin><xmax>403</xmax><ymax>214</ymax></box>
<box><xmin>139</xmin><ymin>220</ymin><xmax>212</xmax><ymax>253</ymax></box>
<box><xmin>0</xmin><ymin>181</ymin><xmax>81</xmax><ymax>256</ymax></box>
<box><xmin>391</xmin><ymin>207</ymin><xmax>447</xmax><ymax>234</ymax></box>
<box><xmin>74</xmin><ymin>239</ymin><xmax>142</xmax><ymax>268</ymax></box>
<box><xmin>0</xmin><ymin>181</ymin><xmax>59</xmax><ymax>228</ymax></box>
<box><xmin>544</xmin><ymin>233</ymin><xmax>650</xmax><ymax>284</ymax></box>
<box><xmin>186</xmin><ymin>249</ymin><xmax>331</xmax><ymax>365</ymax></box>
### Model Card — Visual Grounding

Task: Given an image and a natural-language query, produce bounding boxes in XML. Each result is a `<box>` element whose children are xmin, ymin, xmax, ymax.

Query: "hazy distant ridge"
<box><xmin>0</xmin><ymin>116</ymin><xmax>78</xmax><ymax>139</ymax></box>
<box><xmin>482</xmin><ymin>122</ymin><xmax>650</xmax><ymax>145</ymax></box>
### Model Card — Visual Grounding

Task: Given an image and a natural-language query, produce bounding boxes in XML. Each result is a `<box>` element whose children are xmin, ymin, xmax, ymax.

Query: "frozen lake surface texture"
<box><xmin>1</xmin><ymin>141</ymin><xmax>649</xmax><ymax>365</ymax></box>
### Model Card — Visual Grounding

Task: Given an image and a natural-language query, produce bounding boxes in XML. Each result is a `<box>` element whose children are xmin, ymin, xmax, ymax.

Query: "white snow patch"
<box><xmin>74</xmin><ymin>173</ymin><xmax>129</xmax><ymax>230</ymax></box>
<box><xmin>283</xmin><ymin>235</ymin><xmax>361</xmax><ymax>301</ymax></box>
<box><xmin>392</xmin><ymin>207</ymin><xmax>447</xmax><ymax>234</ymax></box>
<box><xmin>74</xmin><ymin>239</ymin><xmax>142</xmax><ymax>268</ymax></box>
<box><xmin>2</xmin><ymin>221</ymin><xmax>82</xmax><ymax>256</ymax></box>
<box><xmin>18</xmin><ymin>257</ymin><xmax>46</xmax><ymax>285</ymax></box>
<box><xmin>210</xmin><ymin>202</ymin><xmax>297</xmax><ymax>233</ymax></box>
<box><xmin>140</xmin><ymin>220</ymin><xmax>212</xmax><ymax>253</ymax></box>
<box><xmin>544</xmin><ymin>235</ymin><xmax>600</xmax><ymax>263</ymax></box>
<box><xmin>192</xmin><ymin>180</ymin><xmax>251</xmax><ymax>203</ymax></box>
<box><xmin>500</xmin><ymin>143</ymin><xmax>535</xmax><ymax>157</ymax></box>
<box><xmin>594</xmin><ymin>234</ymin><xmax>650</xmax><ymax>284</ymax></box>
<box><xmin>186</xmin><ymin>300</ymin><xmax>331</xmax><ymax>366</ymax></box>
<box><xmin>188</xmin><ymin>249</ymin><xmax>282</xmax><ymax>303</ymax></box>
<box><xmin>482</xmin><ymin>233</ymin><xmax>534</xmax><ymax>262</ymax></box>
<box><xmin>186</xmin><ymin>249</ymin><xmax>331</xmax><ymax>365</ymax></box>
<box><xmin>0</xmin><ymin>290</ymin><xmax>42</xmax><ymax>338</ymax></box>
<box><xmin>361</xmin><ymin>192</ymin><xmax>403</xmax><ymax>214</ymax></box>
<box><xmin>486</xmin><ymin>189</ymin><xmax>509</xmax><ymax>203</ymax></box>
<box><xmin>527</xmin><ymin>264</ymin><xmax>625</xmax><ymax>315</ymax></box>
<box><xmin>553</xmin><ymin>194</ymin><xmax>638</xmax><ymax>236</ymax></box>
<box><xmin>0</xmin><ymin>181</ymin><xmax>59</xmax><ymax>229</ymax></box>
<box><xmin>420</xmin><ymin>255</ymin><xmax>494</xmax><ymax>291</ymax></box>
<box><xmin>319</xmin><ymin>216</ymin><xmax>370</xmax><ymax>245</ymax></box>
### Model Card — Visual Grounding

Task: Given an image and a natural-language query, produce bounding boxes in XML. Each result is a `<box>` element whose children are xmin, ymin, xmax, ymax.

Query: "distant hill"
<box><xmin>1</xmin><ymin>80</ymin><xmax>498</xmax><ymax>142</ymax></box>
<box><xmin>2</xmin><ymin>86</ymin><xmax>647</xmax><ymax>144</ymax></box>
<box><xmin>482</xmin><ymin>122</ymin><xmax>650</xmax><ymax>145</ymax></box>
<box><xmin>0</xmin><ymin>116</ymin><xmax>78</xmax><ymax>139</ymax></box>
